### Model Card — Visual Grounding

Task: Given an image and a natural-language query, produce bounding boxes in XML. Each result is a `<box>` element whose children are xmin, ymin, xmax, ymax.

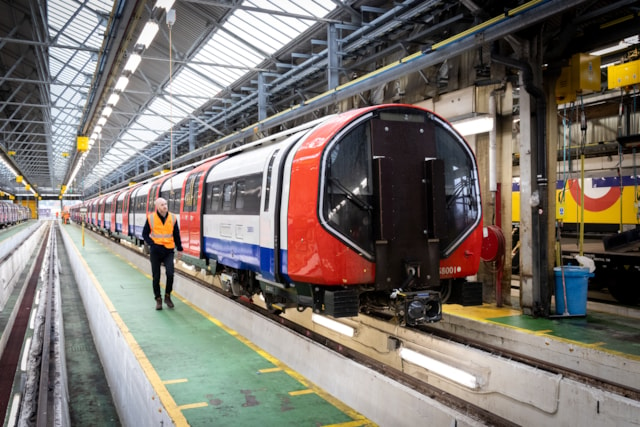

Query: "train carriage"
<box><xmin>79</xmin><ymin>105</ymin><xmax>483</xmax><ymax>326</ymax></box>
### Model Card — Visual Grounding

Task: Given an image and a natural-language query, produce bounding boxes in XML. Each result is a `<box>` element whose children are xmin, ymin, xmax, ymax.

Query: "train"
<box><xmin>512</xmin><ymin>175</ymin><xmax>640</xmax><ymax>305</ymax></box>
<box><xmin>70</xmin><ymin>104</ymin><xmax>484</xmax><ymax>325</ymax></box>
<box><xmin>0</xmin><ymin>200</ymin><xmax>31</xmax><ymax>227</ymax></box>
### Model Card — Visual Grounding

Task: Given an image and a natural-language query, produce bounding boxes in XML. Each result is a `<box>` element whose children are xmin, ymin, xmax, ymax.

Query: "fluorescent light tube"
<box><xmin>124</xmin><ymin>54</ymin><xmax>142</xmax><ymax>73</ymax></box>
<box><xmin>311</xmin><ymin>314</ymin><xmax>355</xmax><ymax>337</ymax></box>
<box><xmin>107</xmin><ymin>93</ymin><xmax>120</xmax><ymax>106</ymax></box>
<box><xmin>136</xmin><ymin>21</ymin><xmax>159</xmax><ymax>48</ymax></box>
<box><xmin>453</xmin><ymin>115</ymin><xmax>494</xmax><ymax>136</ymax></box>
<box><xmin>115</xmin><ymin>76</ymin><xmax>129</xmax><ymax>91</ymax></box>
<box><xmin>400</xmin><ymin>347</ymin><xmax>479</xmax><ymax>389</ymax></box>
<box><xmin>154</xmin><ymin>0</ymin><xmax>175</xmax><ymax>10</ymax></box>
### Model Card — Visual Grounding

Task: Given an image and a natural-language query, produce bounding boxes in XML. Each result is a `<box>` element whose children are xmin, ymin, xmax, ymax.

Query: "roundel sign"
<box><xmin>568</xmin><ymin>178</ymin><xmax>620</xmax><ymax>212</ymax></box>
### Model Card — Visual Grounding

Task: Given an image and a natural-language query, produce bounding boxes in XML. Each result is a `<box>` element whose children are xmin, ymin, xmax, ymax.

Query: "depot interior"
<box><xmin>1</xmin><ymin>0</ymin><xmax>639</xmax><ymax>317</ymax></box>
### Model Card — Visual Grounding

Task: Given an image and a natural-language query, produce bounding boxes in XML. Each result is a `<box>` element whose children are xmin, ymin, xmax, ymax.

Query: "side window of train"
<box><xmin>236</xmin><ymin>181</ymin><xmax>246</xmax><ymax>210</ymax></box>
<box><xmin>236</xmin><ymin>174</ymin><xmax>261</xmax><ymax>215</ymax></box>
<box><xmin>171</xmin><ymin>189</ymin><xmax>179</xmax><ymax>213</ymax></box>
<box><xmin>205</xmin><ymin>183</ymin><xmax>221</xmax><ymax>213</ymax></box>
<box><xmin>222</xmin><ymin>183</ymin><xmax>234</xmax><ymax>212</ymax></box>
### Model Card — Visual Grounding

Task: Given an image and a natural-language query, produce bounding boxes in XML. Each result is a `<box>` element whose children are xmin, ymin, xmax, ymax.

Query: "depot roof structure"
<box><xmin>0</xmin><ymin>0</ymin><xmax>637</xmax><ymax>199</ymax></box>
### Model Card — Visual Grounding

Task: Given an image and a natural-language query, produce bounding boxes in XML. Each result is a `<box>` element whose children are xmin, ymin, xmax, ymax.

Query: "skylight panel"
<box><xmin>212</xmin><ymin>32</ymin><xmax>265</xmax><ymax>65</ymax></box>
<box><xmin>169</xmin><ymin>68</ymin><xmax>222</xmax><ymax>103</ymax></box>
<box><xmin>226</xmin><ymin>13</ymin><xmax>285</xmax><ymax>54</ymax></box>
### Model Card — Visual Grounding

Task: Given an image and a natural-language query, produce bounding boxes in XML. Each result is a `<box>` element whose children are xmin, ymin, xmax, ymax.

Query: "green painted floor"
<box><xmin>489</xmin><ymin>313</ymin><xmax>640</xmax><ymax>357</ymax></box>
<box><xmin>63</xmin><ymin>224</ymin><xmax>373</xmax><ymax>426</ymax></box>
<box><xmin>0</xmin><ymin>220</ymin><xmax>33</xmax><ymax>244</ymax></box>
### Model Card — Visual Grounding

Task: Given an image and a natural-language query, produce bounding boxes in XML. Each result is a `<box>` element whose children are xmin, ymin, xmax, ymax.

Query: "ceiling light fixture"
<box><xmin>124</xmin><ymin>53</ymin><xmax>142</xmax><ymax>73</ymax></box>
<box><xmin>102</xmin><ymin>106</ymin><xmax>113</xmax><ymax>117</ymax></box>
<box><xmin>136</xmin><ymin>21</ymin><xmax>159</xmax><ymax>49</ymax></box>
<box><xmin>107</xmin><ymin>93</ymin><xmax>120</xmax><ymax>106</ymax></box>
<box><xmin>452</xmin><ymin>114</ymin><xmax>494</xmax><ymax>136</ymax></box>
<box><xmin>97</xmin><ymin>117</ymin><xmax>107</xmax><ymax>126</ymax></box>
<box><xmin>154</xmin><ymin>0</ymin><xmax>175</xmax><ymax>10</ymax></box>
<box><xmin>590</xmin><ymin>36</ymin><xmax>639</xmax><ymax>56</ymax></box>
<box><xmin>115</xmin><ymin>76</ymin><xmax>129</xmax><ymax>91</ymax></box>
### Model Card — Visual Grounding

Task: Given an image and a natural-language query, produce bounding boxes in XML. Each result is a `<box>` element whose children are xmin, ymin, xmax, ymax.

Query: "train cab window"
<box><xmin>222</xmin><ymin>183</ymin><xmax>234</xmax><ymax>212</ymax></box>
<box><xmin>322</xmin><ymin>121</ymin><xmax>374</xmax><ymax>255</ymax></box>
<box><xmin>435</xmin><ymin>125</ymin><xmax>481</xmax><ymax>256</ymax></box>
<box><xmin>116</xmin><ymin>197</ymin><xmax>123</xmax><ymax>214</ymax></box>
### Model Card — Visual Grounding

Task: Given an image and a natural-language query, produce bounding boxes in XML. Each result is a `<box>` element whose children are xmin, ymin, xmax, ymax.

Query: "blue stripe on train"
<box><xmin>202</xmin><ymin>236</ymin><xmax>289</xmax><ymax>282</ymax></box>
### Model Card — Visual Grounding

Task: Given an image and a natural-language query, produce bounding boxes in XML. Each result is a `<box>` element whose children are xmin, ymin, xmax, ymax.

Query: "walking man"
<box><xmin>142</xmin><ymin>197</ymin><xmax>183</xmax><ymax>310</ymax></box>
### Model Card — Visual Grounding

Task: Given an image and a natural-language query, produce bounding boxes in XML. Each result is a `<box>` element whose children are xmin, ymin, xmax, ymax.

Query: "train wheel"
<box><xmin>606</xmin><ymin>269</ymin><xmax>640</xmax><ymax>305</ymax></box>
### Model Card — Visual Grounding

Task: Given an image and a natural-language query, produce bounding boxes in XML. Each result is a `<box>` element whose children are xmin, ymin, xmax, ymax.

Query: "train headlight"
<box><xmin>405</xmin><ymin>292</ymin><xmax>441</xmax><ymax>325</ymax></box>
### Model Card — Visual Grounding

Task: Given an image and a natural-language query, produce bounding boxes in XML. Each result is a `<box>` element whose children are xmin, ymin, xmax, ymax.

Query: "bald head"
<box><xmin>155</xmin><ymin>197</ymin><xmax>168</xmax><ymax>215</ymax></box>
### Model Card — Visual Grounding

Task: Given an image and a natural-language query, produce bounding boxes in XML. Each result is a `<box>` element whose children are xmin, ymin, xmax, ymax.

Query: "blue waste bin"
<box><xmin>553</xmin><ymin>266</ymin><xmax>593</xmax><ymax>315</ymax></box>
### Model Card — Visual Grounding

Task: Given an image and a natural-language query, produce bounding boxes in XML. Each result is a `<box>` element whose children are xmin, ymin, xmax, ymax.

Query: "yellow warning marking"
<box><xmin>444</xmin><ymin>303</ymin><xmax>521</xmax><ymax>321</ymax></box>
<box><xmin>177</xmin><ymin>402</ymin><xmax>208</xmax><ymax>411</ymax></box>
<box><xmin>533</xmin><ymin>330</ymin><xmax>554</xmax><ymax>335</ymax></box>
<box><xmin>63</xmin><ymin>230</ymin><xmax>189</xmax><ymax>427</ymax></box>
<box><xmin>586</xmin><ymin>342</ymin><xmax>606</xmax><ymax>348</ymax></box>
<box><xmin>259</xmin><ymin>367</ymin><xmax>282</xmax><ymax>373</ymax></box>
<box><xmin>289</xmin><ymin>389</ymin><xmax>314</xmax><ymax>396</ymax></box>
<box><xmin>164</xmin><ymin>378</ymin><xmax>188</xmax><ymax>385</ymax></box>
<box><xmin>323</xmin><ymin>420</ymin><xmax>377</xmax><ymax>427</ymax></box>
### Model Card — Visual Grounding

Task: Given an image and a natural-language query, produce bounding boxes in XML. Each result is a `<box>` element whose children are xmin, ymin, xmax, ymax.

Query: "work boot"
<box><xmin>155</xmin><ymin>297</ymin><xmax>162</xmax><ymax>310</ymax></box>
<box><xmin>164</xmin><ymin>294</ymin><xmax>174</xmax><ymax>309</ymax></box>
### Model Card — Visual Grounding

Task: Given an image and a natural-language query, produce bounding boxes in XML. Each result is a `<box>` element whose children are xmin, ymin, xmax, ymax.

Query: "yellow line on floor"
<box><xmin>164</xmin><ymin>378</ymin><xmax>188</xmax><ymax>385</ymax></box>
<box><xmin>177</xmin><ymin>402</ymin><xmax>208</xmax><ymax>411</ymax></box>
<box><xmin>259</xmin><ymin>367</ymin><xmax>282</xmax><ymax>373</ymax></box>
<box><xmin>322</xmin><ymin>420</ymin><xmax>377</xmax><ymax>427</ymax></box>
<box><xmin>289</xmin><ymin>389</ymin><xmax>314</xmax><ymax>396</ymax></box>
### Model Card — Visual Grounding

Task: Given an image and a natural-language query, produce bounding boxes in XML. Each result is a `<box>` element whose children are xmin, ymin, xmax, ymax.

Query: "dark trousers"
<box><xmin>150</xmin><ymin>245</ymin><xmax>175</xmax><ymax>299</ymax></box>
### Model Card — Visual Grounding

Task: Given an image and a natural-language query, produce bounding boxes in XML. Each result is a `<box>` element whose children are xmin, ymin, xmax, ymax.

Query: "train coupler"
<box><xmin>393</xmin><ymin>289</ymin><xmax>442</xmax><ymax>325</ymax></box>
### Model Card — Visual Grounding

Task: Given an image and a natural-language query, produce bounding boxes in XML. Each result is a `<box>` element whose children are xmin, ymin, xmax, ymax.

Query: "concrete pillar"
<box><xmin>519</xmin><ymin>76</ymin><xmax>534</xmax><ymax>315</ymax></box>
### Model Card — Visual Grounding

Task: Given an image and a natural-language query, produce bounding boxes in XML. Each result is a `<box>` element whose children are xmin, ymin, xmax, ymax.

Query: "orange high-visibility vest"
<box><xmin>148</xmin><ymin>212</ymin><xmax>176</xmax><ymax>249</ymax></box>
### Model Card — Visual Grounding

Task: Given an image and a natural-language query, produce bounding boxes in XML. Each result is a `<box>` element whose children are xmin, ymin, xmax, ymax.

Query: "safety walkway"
<box><xmin>60</xmin><ymin>224</ymin><xmax>375</xmax><ymax>426</ymax></box>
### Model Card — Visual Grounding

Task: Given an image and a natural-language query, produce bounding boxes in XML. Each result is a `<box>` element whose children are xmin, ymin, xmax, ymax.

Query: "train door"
<box><xmin>133</xmin><ymin>182</ymin><xmax>152</xmax><ymax>240</ymax></box>
<box><xmin>113</xmin><ymin>189</ymin><xmax>125</xmax><ymax>233</ymax></box>
<box><xmin>258</xmin><ymin>147</ymin><xmax>284</xmax><ymax>280</ymax></box>
<box><xmin>368</xmin><ymin>115</ymin><xmax>442</xmax><ymax>289</ymax></box>
<box><xmin>181</xmin><ymin>171</ymin><xmax>204</xmax><ymax>256</ymax></box>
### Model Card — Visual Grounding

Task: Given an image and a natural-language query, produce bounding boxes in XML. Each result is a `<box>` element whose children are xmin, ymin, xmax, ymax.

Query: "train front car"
<box><xmin>284</xmin><ymin>105</ymin><xmax>482</xmax><ymax>326</ymax></box>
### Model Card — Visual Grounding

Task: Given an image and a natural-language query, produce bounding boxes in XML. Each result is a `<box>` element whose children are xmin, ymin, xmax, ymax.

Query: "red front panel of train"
<box><xmin>286</xmin><ymin>112</ymin><xmax>376</xmax><ymax>285</ymax></box>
